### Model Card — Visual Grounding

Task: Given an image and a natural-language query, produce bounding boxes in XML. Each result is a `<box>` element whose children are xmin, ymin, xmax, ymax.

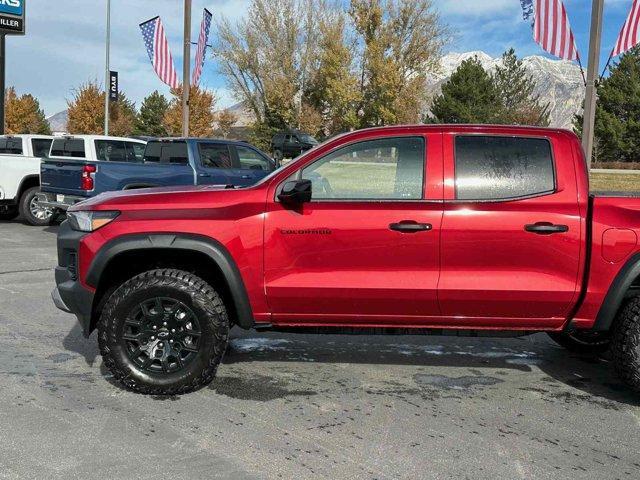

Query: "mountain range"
<box><xmin>46</xmin><ymin>51</ymin><xmax>585</xmax><ymax>133</ymax></box>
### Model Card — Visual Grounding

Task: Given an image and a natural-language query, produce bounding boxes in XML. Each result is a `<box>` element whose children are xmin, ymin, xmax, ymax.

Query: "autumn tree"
<box><xmin>350</xmin><ymin>0</ymin><xmax>448</xmax><ymax>127</ymax></box>
<box><xmin>5</xmin><ymin>87</ymin><xmax>51</xmax><ymax>134</ymax></box>
<box><xmin>66</xmin><ymin>81</ymin><xmax>136</xmax><ymax>135</ymax></box>
<box><xmin>164</xmin><ymin>86</ymin><xmax>216</xmax><ymax>137</ymax></box>
<box><xmin>216</xmin><ymin>108</ymin><xmax>237</xmax><ymax>138</ymax></box>
<box><xmin>135</xmin><ymin>91</ymin><xmax>169</xmax><ymax>137</ymax></box>
<box><xmin>493</xmin><ymin>48</ymin><xmax>549</xmax><ymax>126</ymax></box>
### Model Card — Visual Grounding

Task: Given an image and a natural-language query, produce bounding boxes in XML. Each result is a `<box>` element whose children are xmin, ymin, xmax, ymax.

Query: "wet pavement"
<box><xmin>1</xmin><ymin>220</ymin><xmax>639</xmax><ymax>479</ymax></box>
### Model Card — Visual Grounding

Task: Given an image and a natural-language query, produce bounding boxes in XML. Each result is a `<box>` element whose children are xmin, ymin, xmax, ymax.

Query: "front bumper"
<box><xmin>53</xmin><ymin>221</ymin><xmax>95</xmax><ymax>336</ymax></box>
<box><xmin>37</xmin><ymin>192</ymin><xmax>85</xmax><ymax>211</ymax></box>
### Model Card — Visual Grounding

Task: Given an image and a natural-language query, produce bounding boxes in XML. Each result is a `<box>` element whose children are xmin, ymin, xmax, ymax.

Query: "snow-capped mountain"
<box><xmin>429</xmin><ymin>51</ymin><xmax>584</xmax><ymax>128</ymax></box>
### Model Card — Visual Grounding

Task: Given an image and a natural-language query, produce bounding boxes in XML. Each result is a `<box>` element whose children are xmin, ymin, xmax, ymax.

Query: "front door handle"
<box><xmin>524</xmin><ymin>222</ymin><xmax>569</xmax><ymax>235</ymax></box>
<box><xmin>389</xmin><ymin>221</ymin><xmax>432</xmax><ymax>233</ymax></box>
<box><xmin>198</xmin><ymin>172</ymin><xmax>211</xmax><ymax>177</ymax></box>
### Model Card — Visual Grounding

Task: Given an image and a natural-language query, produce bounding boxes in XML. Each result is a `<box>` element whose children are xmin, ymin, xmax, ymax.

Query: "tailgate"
<box><xmin>40</xmin><ymin>159</ymin><xmax>94</xmax><ymax>197</ymax></box>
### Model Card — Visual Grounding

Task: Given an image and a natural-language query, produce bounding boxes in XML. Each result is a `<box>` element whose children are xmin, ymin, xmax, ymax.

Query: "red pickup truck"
<box><xmin>52</xmin><ymin>125</ymin><xmax>640</xmax><ymax>395</ymax></box>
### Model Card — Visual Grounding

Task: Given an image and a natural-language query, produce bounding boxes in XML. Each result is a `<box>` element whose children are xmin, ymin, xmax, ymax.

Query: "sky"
<box><xmin>4</xmin><ymin>0</ymin><xmax>636</xmax><ymax>117</ymax></box>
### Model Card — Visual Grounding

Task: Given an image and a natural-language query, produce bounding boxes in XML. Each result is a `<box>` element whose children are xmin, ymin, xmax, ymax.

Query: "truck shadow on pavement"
<box><xmin>62</xmin><ymin>323</ymin><xmax>640</xmax><ymax>406</ymax></box>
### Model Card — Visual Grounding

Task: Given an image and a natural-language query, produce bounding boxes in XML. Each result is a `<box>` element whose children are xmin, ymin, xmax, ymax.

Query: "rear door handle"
<box><xmin>389</xmin><ymin>221</ymin><xmax>432</xmax><ymax>233</ymax></box>
<box><xmin>524</xmin><ymin>222</ymin><xmax>569</xmax><ymax>235</ymax></box>
<box><xmin>198</xmin><ymin>172</ymin><xmax>211</xmax><ymax>177</ymax></box>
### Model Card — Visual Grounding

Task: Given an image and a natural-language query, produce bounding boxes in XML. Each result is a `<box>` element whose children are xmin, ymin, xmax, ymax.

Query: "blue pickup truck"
<box><xmin>38</xmin><ymin>135</ymin><xmax>276</xmax><ymax>212</ymax></box>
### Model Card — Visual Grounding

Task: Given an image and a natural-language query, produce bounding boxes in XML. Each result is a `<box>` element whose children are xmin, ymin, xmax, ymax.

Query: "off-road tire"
<box><xmin>547</xmin><ymin>330</ymin><xmax>611</xmax><ymax>355</ymax></box>
<box><xmin>19</xmin><ymin>186</ymin><xmax>53</xmax><ymax>226</ymax></box>
<box><xmin>611</xmin><ymin>296</ymin><xmax>640</xmax><ymax>393</ymax></box>
<box><xmin>98</xmin><ymin>269</ymin><xmax>229</xmax><ymax>395</ymax></box>
<box><xmin>0</xmin><ymin>206</ymin><xmax>18</xmax><ymax>221</ymax></box>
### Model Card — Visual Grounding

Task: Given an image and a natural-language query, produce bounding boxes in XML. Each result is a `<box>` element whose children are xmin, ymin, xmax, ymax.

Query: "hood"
<box><xmin>68</xmin><ymin>184</ymin><xmax>249</xmax><ymax>212</ymax></box>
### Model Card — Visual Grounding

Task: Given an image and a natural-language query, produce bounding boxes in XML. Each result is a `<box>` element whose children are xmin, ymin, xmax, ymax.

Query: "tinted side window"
<box><xmin>0</xmin><ymin>137</ymin><xmax>22</xmax><ymax>154</ymax></box>
<box><xmin>31</xmin><ymin>139</ymin><xmax>52</xmax><ymax>158</ymax></box>
<box><xmin>126</xmin><ymin>142</ymin><xmax>145</xmax><ymax>163</ymax></box>
<box><xmin>143</xmin><ymin>142</ymin><xmax>188</xmax><ymax>165</ymax></box>
<box><xmin>236</xmin><ymin>146</ymin><xmax>271</xmax><ymax>171</ymax></box>
<box><xmin>455</xmin><ymin>136</ymin><xmax>555</xmax><ymax>201</ymax></box>
<box><xmin>301</xmin><ymin>137</ymin><xmax>425</xmax><ymax>200</ymax></box>
<box><xmin>50</xmin><ymin>139</ymin><xmax>86</xmax><ymax>158</ymax></box>
<box><xmin>95</xmin><ymin>140</ymin><xmax>127</xmax><ymax>162</ymax></box>
<box><xmin>199</xmin><ymin>143</ymin><xmax>232</xmax><ymax>169</ymax></box>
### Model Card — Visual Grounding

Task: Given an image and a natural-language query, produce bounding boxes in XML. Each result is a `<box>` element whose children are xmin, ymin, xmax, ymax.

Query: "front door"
<box><xmin>438</xmin><ymin>134</ymin><xmax>582</xmax><ymax>326</ymax></box>
<box><xmin>264</xmin><ymin>134</ymin><xmax>444</xmax><ymax>325</ymax></box>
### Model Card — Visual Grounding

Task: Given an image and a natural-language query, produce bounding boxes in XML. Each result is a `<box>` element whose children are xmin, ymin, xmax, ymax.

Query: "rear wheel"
<box><xmin>0</xmin><ymin>206</ymin><xmax>18</xmax><ymax>221</ymax></box>
<box><xmin>612</xmin><ymin>296</ymin><xmax>640</xmax><ymax>393</ymax></box>
<box><xmin>98</xmin><ymin>269</ymin><xmax>229</xmax><ymax>395</ymax></box>
<box><xmin>273</xmin><ymin>149</ymin><xmax>283</xmax><ymax>163</ymax></box>
<box><xmin>19</xmin><ymin>186</ymin><xmax>53</xmax><ymax>226</ymax></box>
<box><xmin>547</xmin><ymin>330</ymin><xmax>611</xmax><ymax>355</ymax></box>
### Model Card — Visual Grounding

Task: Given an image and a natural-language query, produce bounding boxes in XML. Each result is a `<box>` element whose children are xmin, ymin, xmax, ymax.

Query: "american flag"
<box><xmin>612</xmin><ymin>0</ymin><xmax>640</xmax><ymax>57</ymax></box>
<box><xmin>521</xmin><ymin>0</ymin><xmax>580</xmax><ymax>61</ymax></box>
<box><xmin>140</xmin><ymin>16</ymin><xmax>180</xmax><ymax>90</ymax></box>
<box><xmin>192</xmin><ymin>9</ymin><xmax>212</xmax><ymax>87</ymax></box>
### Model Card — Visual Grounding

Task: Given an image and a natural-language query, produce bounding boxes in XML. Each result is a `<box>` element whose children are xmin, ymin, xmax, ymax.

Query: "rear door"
<box><xmin>194</xmin><ymin>142</ymin><xmax>233</xmax><ymax>185</ymax></box>
<box><xmin>438</xmin><ymin>133</ymin><xmax>582</xmax><ymax>327</ymax></box>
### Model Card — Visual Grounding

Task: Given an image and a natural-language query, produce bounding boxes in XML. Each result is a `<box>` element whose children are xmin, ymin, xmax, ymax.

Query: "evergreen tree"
<box><xmin>493</xmin><ymin>48</ymin><xmax>550</xmax><ymax>126</ymax></box>
<box><xmin>429</xmin><ymin>56</ymin><xmax>500</xmax><ymax>123</ymax></box>
<box><xmin>135</xmin><ymin>91</ymin><xmax>169</xmax><ymax>137</ymax></box>
<box><xmin>5</xmin><ymin>87</ymin><xmax>51</xmax><ymax>134</ymax></box>
<box><xmin>574</xmin><ymin>46</ymin><xmax>640</xmax><ymax>162</ymax></box>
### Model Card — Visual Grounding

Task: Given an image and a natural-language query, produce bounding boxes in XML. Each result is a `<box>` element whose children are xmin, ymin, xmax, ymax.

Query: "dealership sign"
<box><xmin>0</xmin><ymin>0</ymin><xmax>24</xmax><ymax>35</ymax></box>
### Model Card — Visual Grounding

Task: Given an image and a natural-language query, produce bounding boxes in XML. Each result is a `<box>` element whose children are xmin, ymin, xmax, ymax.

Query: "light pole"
<box><xmin>104</xmin><ymin>0</ymin><xmax>111</xmax><ymax>136</ymax></box>
<box><xmin>182</xmin><ymin>0</ymin><xmax>191</xmax><ymax>137</ymax></box>
<box><xmin>582</xmin><ymin>0</ymin><xmax>605</xmax><ymax>168</ymax></box>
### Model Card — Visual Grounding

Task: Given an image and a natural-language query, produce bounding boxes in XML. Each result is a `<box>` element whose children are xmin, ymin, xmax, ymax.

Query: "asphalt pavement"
<box><xmin>0</xmin><ymin>219</ymin><xmax>639</xmax><ymax>479</ymax></box>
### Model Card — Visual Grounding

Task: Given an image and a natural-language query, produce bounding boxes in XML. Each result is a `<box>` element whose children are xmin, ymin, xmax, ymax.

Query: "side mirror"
<box><xmin>278</xmin><ymin>179</ymin><xmax>312</xmax><ymax>204</ymax></box>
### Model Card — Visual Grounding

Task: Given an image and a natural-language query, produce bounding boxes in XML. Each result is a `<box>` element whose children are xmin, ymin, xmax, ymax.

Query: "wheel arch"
<box><xmin>16</xmin><ymin>175</ymin><xmax>39</xmax><ymax>200</ymax></box>
<box><xmin>87</xmin><ymin>233</ymin><xmax>254</xmax><ymax>333</ymax></box>
<box><xmin>593</xmin><ymin>252</ymin><xmax>640</xmax><ymax>331</ymax></box>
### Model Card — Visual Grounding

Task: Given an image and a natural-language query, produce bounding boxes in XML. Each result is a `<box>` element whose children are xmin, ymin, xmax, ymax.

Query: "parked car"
<box><xmin>271</xmin><ymin>130</ymin><xmax>318</xmax><ymax>161</ymax></box>
<box><xmin>38</xmin><ymin>137</ymin><xmax>275</xmax><ymax>213</ymax></box>
<box><xmin>0</xmin><ymin>134</ymin><xmax>55</xmax><ymax>225</ymax></box>
<box><xmin>51</xmin><ymin>125</ymin><xmax>640</xmax><ymax>395</ymax></box>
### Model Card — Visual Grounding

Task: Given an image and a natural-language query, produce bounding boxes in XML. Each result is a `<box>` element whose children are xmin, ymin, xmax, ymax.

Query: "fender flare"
<box><xmin>86</xmin><ymin>233</ymin><xmax>255</xmax><ymax>329</ymax></box>
<box><xmin>593</xmin><ymin>252</ymin><xmax>640</xmax><ymax>331</ymax></box>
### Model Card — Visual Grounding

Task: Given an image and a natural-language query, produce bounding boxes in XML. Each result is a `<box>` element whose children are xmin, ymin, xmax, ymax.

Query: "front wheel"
<box><xmin>612</xmin><ymin>296</ymin><xmax>640</xmax><ymax>393</ymax></box>
<box><xmin>98</xmin><ymin>269</ymin><xmax>229</xmax><ymax>395</ymax></box>
<box><xmin>19</xmin><ymin>186</ymin><xmax>54</xmax><ymax>226</ymax></box>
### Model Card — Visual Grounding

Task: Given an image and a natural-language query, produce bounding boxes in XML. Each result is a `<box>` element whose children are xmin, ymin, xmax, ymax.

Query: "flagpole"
<box><xmin>182</xmin><ymin>0</ymin><xmax>191</xmax><ymax>137</ymax></box>
<box><xmin>582</xmin><ymin>0</ymin><xmax>605</xmax><ymax>169</ymax></box>
<box><xmin>104</xmin><ymin>0</ymin><xmax>111</xmax><ymax>136</ymax></box>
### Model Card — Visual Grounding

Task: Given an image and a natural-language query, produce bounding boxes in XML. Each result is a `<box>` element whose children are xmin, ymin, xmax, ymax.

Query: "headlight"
<box><xmin>67</xmin><ymin>211</ymin><xmax>119</xmax><ymax>232</ymax></box>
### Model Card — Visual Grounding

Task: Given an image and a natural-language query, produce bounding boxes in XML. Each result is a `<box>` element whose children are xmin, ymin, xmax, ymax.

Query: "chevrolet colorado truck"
<box><xmin>52</xmin><ymin>125</ymin><xmax>640</xmax><ymax>395</ymax></box>
<box><xmin>39</xmin><ymin>136</ymin><xmax>275</xmax><ymax>213</ymax></box>
<box><xmin>0</xmin><ymin>134</ymin><xmax>54</xmax><ymax>225</ymax></box>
